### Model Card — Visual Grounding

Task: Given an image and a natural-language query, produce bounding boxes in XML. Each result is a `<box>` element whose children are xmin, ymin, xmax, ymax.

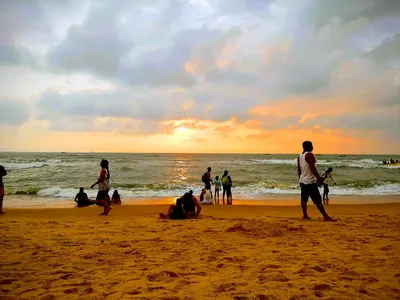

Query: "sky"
<box><xmin>0</xmin><ymin>0</ymin><xmax>399</xmax><ymax>154</ymax></box>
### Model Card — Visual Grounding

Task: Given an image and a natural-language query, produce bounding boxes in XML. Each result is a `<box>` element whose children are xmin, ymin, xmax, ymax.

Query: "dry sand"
<box><xmin>0</xmin><ymin>202</ymin><xmax>400</xmax><ymax>300</ymax></box>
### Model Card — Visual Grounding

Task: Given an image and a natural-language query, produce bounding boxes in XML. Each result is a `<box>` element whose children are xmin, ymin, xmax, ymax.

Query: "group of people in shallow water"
<box><xmin>202</xmin><ymin>167</ymin><xmax>233</xmax><ymax>205</ymax></box>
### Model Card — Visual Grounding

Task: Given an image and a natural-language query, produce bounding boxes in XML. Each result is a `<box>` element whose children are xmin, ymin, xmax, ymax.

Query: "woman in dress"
<box><xmin>91</xmin><ymin>159</ymin><xmax>112</xmax><ymax>215</ymax></box>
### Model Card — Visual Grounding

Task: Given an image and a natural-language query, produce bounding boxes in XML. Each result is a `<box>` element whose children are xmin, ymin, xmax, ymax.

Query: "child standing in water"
<box><xmin>0</xmin><ymin>165</ymin><xmax>7</xmax><ymax>214</ymax></box>
<box><xmin>320</xmin><ymin>167</ymin><xmax>336</xmax><ymax>204</ymax></box>
<box><xmin>213</xmin><ymin>176</ymin><xmax>221</xmax><ymax>204</ymax></box>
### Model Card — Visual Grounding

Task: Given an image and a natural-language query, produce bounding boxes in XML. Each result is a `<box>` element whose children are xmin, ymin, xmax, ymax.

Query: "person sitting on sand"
<box><xmin>199</xmin><ymin>188</ymin><xmax>207</xmax><ymax>203</ymax></box>
<box><xmin>320</xmin><ymin>167</ymin><xmax>336</xmax><ymax>205</ymax></box>
<box><xmin>110</xmin><ymin>190</ymin><xmax>121</xmax><ymax>205</ymax></box>
<box><xmin>0</xmin><ymin>165</ymin><xmax>7</xmax><ymax>214</ymax></box>
<box><xmin>160</xmin><ymin>190</ymin><xmax>202</xmax><ymax>219</ymax></box>
<box><xmin>74</xmin><ymin>187</ymin><xmax>96</xmax><ymax>207</ymax></box>
<box><xmin>297</xmin><ymin>141</ymin><xmax>336</xmax><ymax>222</ymax></box>
<box><xmin>213</xmin><ymin>176</ymin><xmax>221</xmax><ymax>204</ymax></box>
<box><xmin>91</xmin><ymin>159</ymin><xmax>112</xmax><ymax>216</ymax></box>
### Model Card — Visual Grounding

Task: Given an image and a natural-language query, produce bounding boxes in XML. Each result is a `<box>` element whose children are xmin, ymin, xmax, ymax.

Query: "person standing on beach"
<box><xmin>91</xmin><ymin>159</ymin><xmax>112</xmax><ymax>215</ymax></box>
<box><xmin>297</xmin><ymin>141</ymin><xmax>336</xmax><ymax>221</ymax></box>
<box><xmin>0</xmin><ymin>165</ymin><xmax>7</xmax><ymax>214</ymax></box>
<box><xmin>320</xmin><ymin>167</ymin><xmax>336</xmax><ymax>204</ymax></box>
<box><xmin>226</xmin><ymin>175</ymin><xmax>233</xmax><ymax>205</ymax></box>
<box><xmin>202</xmin><ymin>167</ymin><xmax>213</xmax><ymax>199</ymax></box>
<box><xmin>221</xmin><ymin>170</ymin><xmax>229</xmax><ymax>204</ymax></box>
<box><xmin>213</xmin><ymin>176</ymin><xmax>221</xmax><ymax>204</ymax></box>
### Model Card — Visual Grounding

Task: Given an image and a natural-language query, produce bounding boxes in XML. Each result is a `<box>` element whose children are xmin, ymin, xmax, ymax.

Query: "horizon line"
<box><xmin>0</xmin><ymin>151</ymin><xmax>399</xmax><ymax>156</ymax></box>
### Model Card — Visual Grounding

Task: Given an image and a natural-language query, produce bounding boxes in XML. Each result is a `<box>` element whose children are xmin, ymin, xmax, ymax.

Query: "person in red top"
<box><xmin>297</xmin><ymin>141</ymin><xmax>335</xmax><ymax>222</ymax></box>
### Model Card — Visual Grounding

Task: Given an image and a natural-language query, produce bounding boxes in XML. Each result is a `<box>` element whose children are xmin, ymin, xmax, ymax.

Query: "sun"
<box><xmin>174</xmin><ymin>126</ymin><xmax>187</xmax><ymax>135</ymax></box>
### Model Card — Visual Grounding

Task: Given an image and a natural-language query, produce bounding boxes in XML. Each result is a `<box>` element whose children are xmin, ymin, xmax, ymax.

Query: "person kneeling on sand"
<box><xmin>74</xmin><ymin>187</ymin><xmax>96</xmax><ymax>207</ymax></box>
<box><xmin>160</xmin><ymin>190</ymin><xmax>202</xmax><ymax>219</ymax></box>
<box><xmin>110</xmin><ymin>190</ymin><xmax>121</xmax><ymax>205</ymax></box>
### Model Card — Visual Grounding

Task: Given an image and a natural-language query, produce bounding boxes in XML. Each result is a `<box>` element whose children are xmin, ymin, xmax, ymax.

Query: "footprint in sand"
<box><xmin>0</xmin><ymin>279</ymin><xmax>15</xmax><ymax>285</ymax></box>
<box><xmin>254</xmin><ymin>295</ymin><xmax>279</xmax><ymax>300</ymax></box>
<box><xmin>40</xmin><ymin>295</ymin><xmax>55</xmax><ymax>300</ymax></box>
<box><xmin>147</xmin><ymin>271</ymin><xmax>179</xmax><ymax>282</ymax></box>
<box><xmin>63</xmin><ymin>288</ymin><xmax>79</xmax><ymax>294</ymax></box>
<box><xmin>313</xmin><ymin>283</ymin><xmax>332</xmax><ymax>291</ymax></box>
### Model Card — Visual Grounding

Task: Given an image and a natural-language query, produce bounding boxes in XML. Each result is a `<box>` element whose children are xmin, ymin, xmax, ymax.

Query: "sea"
<box><xmin>1</xmin><ymin>152</ymin><xmax>399</xmax><ymax>207</ymax></box>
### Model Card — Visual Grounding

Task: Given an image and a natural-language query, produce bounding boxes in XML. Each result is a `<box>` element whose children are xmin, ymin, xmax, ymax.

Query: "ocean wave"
<box><xmin>4</xmin><ymin>160</ymin><xmax>76</xmax><ymax>170</ymax></box>
<box><xmin>15</xmin><ymin>182</ymin><xmax>400</xmax><ymax>198</ymax></box>
<box><xmin>248</xmin><ymin>158</ymin><xmax>387</xmax><ymax>169</ymax></box>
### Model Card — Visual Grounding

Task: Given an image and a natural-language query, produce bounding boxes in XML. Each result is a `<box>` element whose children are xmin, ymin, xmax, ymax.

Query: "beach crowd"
<box><xmin>0</xmin><ymin>141</ymin><xmax>338</xmax><ymax>221</ymax></box>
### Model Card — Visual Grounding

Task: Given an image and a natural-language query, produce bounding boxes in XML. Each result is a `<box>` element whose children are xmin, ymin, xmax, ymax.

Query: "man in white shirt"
<box><xmin>297</xmin><ymin>141</ymin><xmax>336</xmax><ymax>221</ymax></box>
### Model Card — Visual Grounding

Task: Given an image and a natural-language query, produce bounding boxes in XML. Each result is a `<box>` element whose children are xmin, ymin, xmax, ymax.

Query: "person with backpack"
<box><xmin>221</xmin><ymin>170</ymin><xmax>229</xmax><ymax>205</ymax></box>
<box><xmin>202</xmin><ymin>167</ymin><xmax>213</xmax><ymax>199</ymax></box>
<box><xmin>319</xmin><ymin>167</ymin><xmax>336</xmax><ymax>204</ymax></box>
<box><xmin>159</xmin><ymin>190</ymin><xmax>202</xmax><ymax>219</ymax></box>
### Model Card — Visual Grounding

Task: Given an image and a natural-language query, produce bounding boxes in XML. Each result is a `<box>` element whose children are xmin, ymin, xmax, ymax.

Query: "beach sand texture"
<box><xmin>1</xmin><ymin>203</ymin><xmax>400</xmax><ymax>300</ymax></box>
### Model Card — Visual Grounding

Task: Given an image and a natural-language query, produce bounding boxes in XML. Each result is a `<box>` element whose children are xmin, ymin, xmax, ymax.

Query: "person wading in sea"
<box><xmin>297</xmin><ymin>141</ymin><xmax>336</xmax><ymax>221</ymax></box>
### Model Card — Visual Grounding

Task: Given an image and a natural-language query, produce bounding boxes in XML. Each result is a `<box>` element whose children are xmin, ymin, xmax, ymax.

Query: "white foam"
<box><xmin>35</xmin><ymin>183</ymin><xmax>400</xmax><ymax>199</ymax></box>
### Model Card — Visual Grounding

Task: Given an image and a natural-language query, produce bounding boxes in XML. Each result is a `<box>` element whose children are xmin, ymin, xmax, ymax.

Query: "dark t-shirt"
<box><xmin>76</xmin><ymin>192</ymin><xmax>88</xmax><ymax>205</ymax></box>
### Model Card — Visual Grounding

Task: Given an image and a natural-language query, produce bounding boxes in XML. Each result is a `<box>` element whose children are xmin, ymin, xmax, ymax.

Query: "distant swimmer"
<box><xmin>91</xmin><ymin>159</ymin><xmax>112</xmax><ymax>216</ymax></box>
<box><xmin>0</xmin><ymin>165</ymin><xmax>7</xmax><ymax>214</ymax></box>
<box><xmin>160</xmin><ymin>190</ymin><xmax>202</xmax><ymax>219</ymax></box>
<box><xmin>297</xmin><ymin>141</ymin><xmax>336</xmax><ymax>221</ymax></box>
<box><xmin>74</xmin><ymin>187</ymin><xmax>96</xmax><ymax>207</ymax></box>
<box><xmin>320</xmin><ymin>167</ymin><xmax>336</xmax><ymax>205</ymax></box>
<box><xmin>110</xmin><ymin>190</ymin><xmax>121</xmax><ymax>205</ymax></box>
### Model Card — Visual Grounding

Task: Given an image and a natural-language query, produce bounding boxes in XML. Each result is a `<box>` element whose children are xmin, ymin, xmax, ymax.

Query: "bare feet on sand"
<box><xmin>99</xmin><ymin>207</ymin><xmax>112</xmax><ymax>216</ymax></box>
<box><xmin>302</xmin><ymin>215</ymin><xmax>311</xmax><ymax>220</ymax></box>
<box><xmin>159</xmin><ymin>213</ymin><xmax>167</xmax><ymax>219</ymax></box>
<box><xmin>324</xmin><ymin>216</ymin><xmax>337</xmax><ymax>222</ymax></box>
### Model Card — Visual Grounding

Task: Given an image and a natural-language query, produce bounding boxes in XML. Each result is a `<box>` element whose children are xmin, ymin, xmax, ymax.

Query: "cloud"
<box><xmin>0</xmin><ymin>101</ymin><xmax>30</xmax><ymax>125</ymax></box>
<box><xmin>1</xmin><ymin>0</ymin><xmax>400</xmax><ymax>152</ymax></box>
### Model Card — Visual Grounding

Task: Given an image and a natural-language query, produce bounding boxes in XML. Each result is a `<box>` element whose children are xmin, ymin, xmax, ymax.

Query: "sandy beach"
<box><xmin>1</xmin><ymin>201</ymin><xmax>400</xmax><ymax>300</ymax></box>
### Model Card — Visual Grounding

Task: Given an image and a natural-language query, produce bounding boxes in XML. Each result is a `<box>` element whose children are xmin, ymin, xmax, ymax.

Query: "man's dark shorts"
<box><xmin>323</xmin><ymin>183</ymin><xmax>329</xmax><ymax>194</ymax></box>
<box><xmin>205</xmin><ymin>181</ymin><xmax>211</xmax><ymax>190</ymax></box>
<box><xmin>222</xmin><ymin>185</ymin><xmax>228</xmax><ymax>195</ymax></box>
<box><xmin>300</xmin><ymin>183</ymin><xmax>322</xmax><ymax>204</ymax></box>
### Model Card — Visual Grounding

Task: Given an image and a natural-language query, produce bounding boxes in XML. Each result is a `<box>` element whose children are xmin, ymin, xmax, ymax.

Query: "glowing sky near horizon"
<box><xmin>0</xmin><ymin>0</ymin><xmax>399</xmax><ymax>153</ymax></box>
